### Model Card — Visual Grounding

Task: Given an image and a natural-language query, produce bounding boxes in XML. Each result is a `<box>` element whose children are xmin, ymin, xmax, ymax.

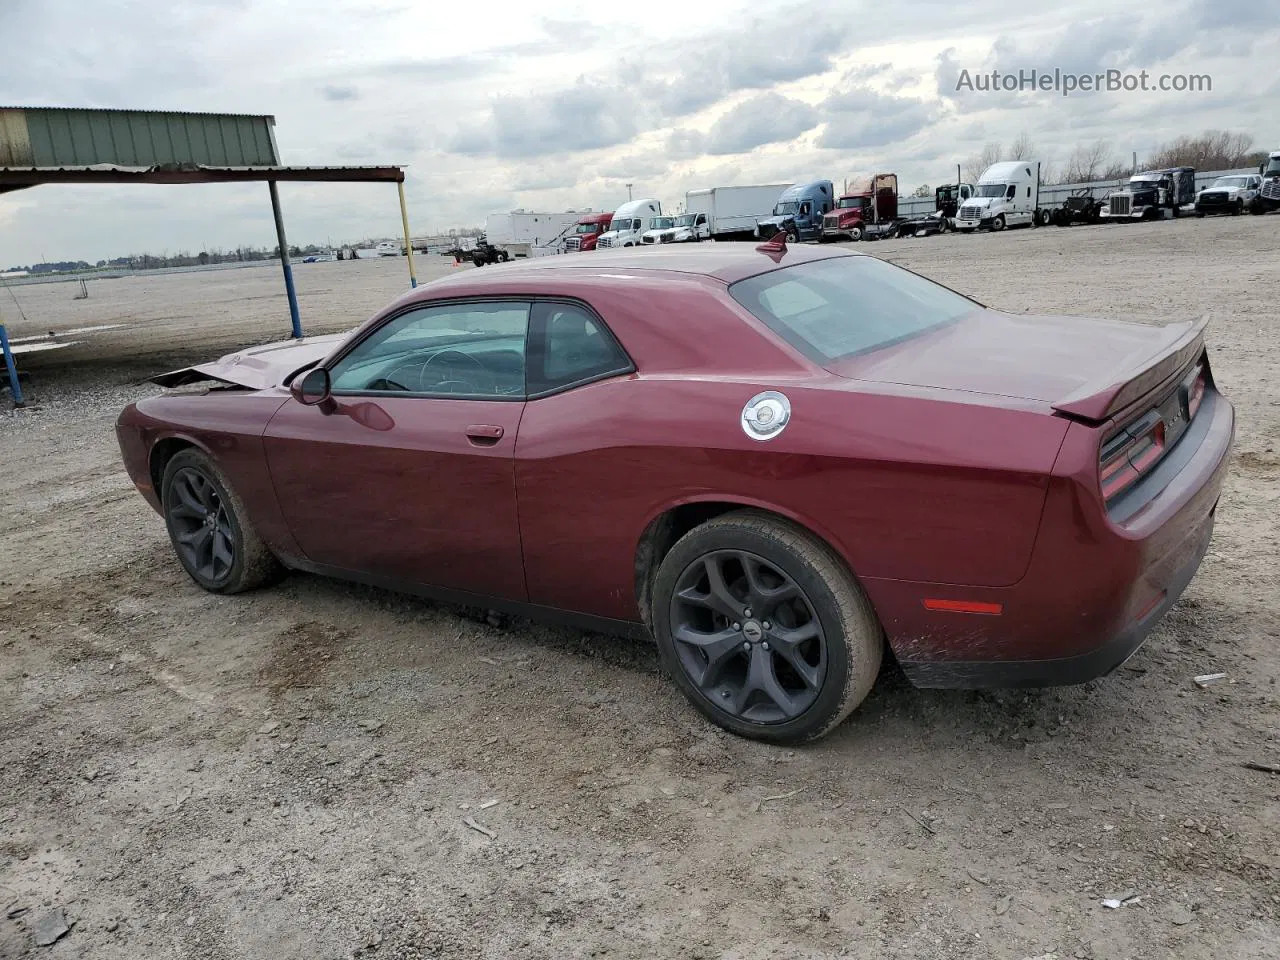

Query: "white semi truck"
<box><xmin>955</xmin><ymin>161</ymin><xmax>1048</xmax><ymax>231</ymax></box>
<box><xmin>596</xmin><ymin>198</ymin><xmax>663</xmax><ymax>248</ymax></box>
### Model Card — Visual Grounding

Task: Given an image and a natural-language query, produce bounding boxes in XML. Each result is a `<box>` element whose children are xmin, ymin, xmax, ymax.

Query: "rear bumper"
<box><xmin>884</xmin><ymin>388</ymin><xmax>1234</xmax><ymax>689</ymax></box>
<box><xmin>901</xmin><ymin>501</ymin><xmax>1215</xmax><ymax>688</ymax></box>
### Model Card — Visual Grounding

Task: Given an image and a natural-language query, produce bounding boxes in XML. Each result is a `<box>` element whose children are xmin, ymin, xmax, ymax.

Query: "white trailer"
<box><xmin>683</xmin><ymin>184</ymin><xmax>794</xmax><ymax>240</ymax></box>
<box><xmin>483</xmin><ymin>210</ymin><xmax>585</xmax><ymax>258</ymax></box>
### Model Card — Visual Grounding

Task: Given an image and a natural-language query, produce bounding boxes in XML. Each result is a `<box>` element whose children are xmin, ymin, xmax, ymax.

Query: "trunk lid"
<box><xmin>150</xmin><ymin>333</ymin><xmax>346</xmax><ymax>391</ymax></box>
<box><xmin>830</xmin><ymin>310</ymin><xmax>1206</xmax><ymax>419</ymax></box>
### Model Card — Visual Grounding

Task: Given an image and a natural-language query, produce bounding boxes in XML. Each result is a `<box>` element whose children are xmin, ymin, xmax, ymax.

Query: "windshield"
<box><xmin>976</xmin><ymin>184</ymin><xmax>1007</xmax><ymax>198</ymax></box>
<box><xmin>836</xmin><ymin>197</ymin><xmax>869</xmax><ymax>210</ymax></box>
<box><xmin>773</xmin><ymin>201</ymin><xmax>798</xmax><ymax>215</ymax></box>
<box><xmin>674</xmin><ymin>213</ymin><xmax>696</xmax><ymax>226</ymax></box>
<box><xmin>728</xmin><ymin>256</ymin><xmax>980</xmax><ymax>364</ymax></box>
<box><xmin>650</xmin><ymin>217</ymin><xmax>674</xmax><ymax>230</ymax></box>
<box><xmin>575</xmin><ymin>222</ymin><xmax>603</xmax><ymax>234</ymax></box>
<box><xmin>1266</xmin><ymin>158</ymin><xmax>1280</xmax><ymax>177</ymax></box>
<box><xmin>1211</xmin><ymin>177</ymin><xmax>1249</xmax><ymax>189</ymax></box>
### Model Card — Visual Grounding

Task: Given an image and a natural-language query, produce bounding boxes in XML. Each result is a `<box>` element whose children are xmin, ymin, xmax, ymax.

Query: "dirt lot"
<box><xmin>1</xmin><ymin>221</ymin><xmax>1278</xmax><ymax>960</ymax></box>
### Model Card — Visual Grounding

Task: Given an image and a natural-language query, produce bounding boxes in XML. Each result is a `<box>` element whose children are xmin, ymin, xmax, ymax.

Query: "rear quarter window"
<box><xmin>728</xmin><ymin>255</ymin><xmax>981</xmax><ymax>363</ymax></box>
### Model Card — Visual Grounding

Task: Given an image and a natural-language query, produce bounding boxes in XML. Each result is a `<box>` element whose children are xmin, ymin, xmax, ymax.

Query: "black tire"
<box><xmin>1196</xmin><ymin>209</ymin><xmax>1206</xmax><ymax>218</ymax></box>
<box><xmin>651</xmin><ymin>510</ymin><xmax>883</xmax><ymax>744</ymax></box>
<box><xmin>784</xmin><ymin>228</ymin><xmax>799</xmax><ymax>244</ymax></box>
<box><xmin>472</xmin><ymin>253</ymin><xmax>485</xmax><ymax>267</ymax></box>
<box><xmin>848</xmin><ymin>226</ymin><xmax>862</xmax><ymax>242</ymax></box>
<box><xmin>991</xmin><ymin>214</ymin><xmax>1005</xmax><ymax>232</ymax></box>
<box><xmin>1251</xmin><ymin>200</ymin><xmax>1265</xmax><ymax>215</ymax></box>
<box><xmin>162</xmin><ymin>449</ymin><xmax>284</xmax><ymax>594</ymax></box>
<box><xmin>1233</xmin><ymin>200</ymin><xmax>1242</xmax><ymax>216</ymax></box>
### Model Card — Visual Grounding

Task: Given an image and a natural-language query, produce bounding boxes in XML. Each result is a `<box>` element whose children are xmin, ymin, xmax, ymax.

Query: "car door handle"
<box><xmin>466</xmin><ymin>424</ymin><xmax>504</xmax><ymax>446</ymax></box>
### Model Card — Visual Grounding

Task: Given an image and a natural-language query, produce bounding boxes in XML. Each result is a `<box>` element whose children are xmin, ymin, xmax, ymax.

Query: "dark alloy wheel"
<box><xmin>652</xmin><ymin>511</ymin><xmax>883</xmax><ymax>743</ymax></box>
<box><xmin>161</xmin><ymin>449</ymin><xmax>284</xmax><ymax>594</ymax></box>
<box><xmin>168</xmin><ymin>467</ymin><xmax>236</xmax><ymax>585</ymax></box>
<box><xmin>670</xmin><ymin>549</ymin><xmax>826</xmax><ymax>724</ymax></box>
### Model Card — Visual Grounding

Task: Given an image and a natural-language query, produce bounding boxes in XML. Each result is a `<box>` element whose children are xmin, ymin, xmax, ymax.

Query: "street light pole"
<box><xmin>626</xmin><ymin>183</ymin><xmax>633</xmax><ymax>201</ymax></box>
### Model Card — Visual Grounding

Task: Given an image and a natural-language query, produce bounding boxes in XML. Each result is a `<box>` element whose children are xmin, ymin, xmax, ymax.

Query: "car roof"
<box><xmin>414</xmin><ymin>244</ymin><xmax>862</xmax><ymax>297</ymax></box>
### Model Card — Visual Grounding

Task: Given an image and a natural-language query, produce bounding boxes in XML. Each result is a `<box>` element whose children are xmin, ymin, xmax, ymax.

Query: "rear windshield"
<box><xmin>728</xmin><ymin>256</ymin><xmax>980</xmax><ymax>362</ymax></box>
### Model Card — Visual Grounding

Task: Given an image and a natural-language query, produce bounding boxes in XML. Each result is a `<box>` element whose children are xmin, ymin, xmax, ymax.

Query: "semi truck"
<box><xmin>562</xmin><ymin>211</ymin><xmax>614</xmax><ymax>252</ymax></box>
<box><xmin>895</xmin><ymin>182</ymin><xmax>976</xmax><ymax>237</ymax></box>
<box><xmin>596</xmin><ymin>198</ymin><xmax>663</xmax><ymax>248</ymax></box>
<box><xmin>754</xmin><ymin>181</ymin><xmax>835</xmax><ymax>242</ymax></box>
<box><xmin>1255</xmin><ymin>151</ymin><xmax>1280</xmax><ymax>213</ymax></box>
<box><xmin>1099</xmin><ymin>168</ymin><xmax>1195</xmax><ymax>221</ymax></box>
<box><xmin>956</xmin><ymin>161</ymin><xmax>1047</xmax><ymax>231</ymax></box>
<box><xmin>822</xmin><ymin>174</ymin><xmax>900</xmax><ymax>241</ymax></box>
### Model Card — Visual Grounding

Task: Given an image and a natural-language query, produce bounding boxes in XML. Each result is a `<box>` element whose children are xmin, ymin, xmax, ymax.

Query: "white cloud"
<box><xmin>0</xmin><ymin>0</ymin><xmax>1277</xmax><ymax>264</ymax></box>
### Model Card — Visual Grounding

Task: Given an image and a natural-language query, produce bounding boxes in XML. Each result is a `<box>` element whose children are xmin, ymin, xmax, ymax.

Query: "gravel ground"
<box><xmin>1</xmin><ymin>221</ymin><xmax>1278</xmax><ymax>960</ymax></box>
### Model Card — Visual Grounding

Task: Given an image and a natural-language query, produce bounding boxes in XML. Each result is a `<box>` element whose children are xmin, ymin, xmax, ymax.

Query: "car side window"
<box><xmin>800</xmin><ymin>201</ymin><xmax>812</xmax><ymax>216</ymax></box>
<box><xmin>528</xmin><ymin>301</ymin><xmax>632</xmax><ymax>396</ymax></box>
<box><xmin>328</xmin><ymin>301</ymin><xmax>530</xmax><ymax>398</ymax></box>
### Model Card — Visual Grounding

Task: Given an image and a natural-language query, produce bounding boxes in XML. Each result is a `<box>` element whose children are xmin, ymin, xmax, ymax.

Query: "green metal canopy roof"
<box><xmin>0</xmin><ymin>106</ymin><xmax>280</xmax><ymax>168</ymax></box>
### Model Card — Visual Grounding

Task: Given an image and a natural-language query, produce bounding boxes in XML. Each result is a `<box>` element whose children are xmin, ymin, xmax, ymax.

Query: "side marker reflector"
<box><xmin>923</xmin><ymin>598</ymin><xmax>1004</xmax><ymax>615</ymax></box>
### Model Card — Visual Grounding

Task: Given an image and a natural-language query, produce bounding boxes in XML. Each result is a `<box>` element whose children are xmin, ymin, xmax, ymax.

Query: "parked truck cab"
<box><xmin>956</xmin><ymin>161</ymin><xmax>1044</xmax><ymax>231</ymax></box>
<box><xmin>597</xmin><ymin>198</ymin><xmax>662</xmax><ymax>248</ymax></box>
<box><xmin>822</xmin><ymin>173</ymin><xmax>899</xmax><ymax>241</ymax></box>
<box><xmin>755</xmin><ymin>181</ymin><xmax>834</xmax><ymax>242</ymax></box>
<box><xmin>1100</xmin><ymin>167</ymin><xmax>1195</xmax><ymax>221</ymax></box>
<box><xmin>562</xmin><ymin>211</ymin><xmax>614</xmax><ymax>252</ymax></box>
<box><xmin>1256</xmin><ymin>151</ymin><xmax>1280</xmax><ymax>213</ymax></box>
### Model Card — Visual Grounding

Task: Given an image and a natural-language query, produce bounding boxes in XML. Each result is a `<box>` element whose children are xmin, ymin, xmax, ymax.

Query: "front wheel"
<box><xmin>991</xmin><ymin>214</ymin><xmax>1006</xmax><ymax>231</ymax></box>
<box><xmin>784</xmin><ymin>228</ymin><xmax>799</xmax><ymax>244</ymax></box>
<box><xmin>162</xmin><ymin>449</ymin><xmax>284</xmax><ymax>594</ymax></box>
<box><xmin>652</xmin><ymin>511</ymin><xmax>883</xmax><ymax>744</ymax></box>
<box><xmin>1233</xmin><ymin>200</ymin><xmax>1243</xmax><ymax>216</ymax></box>
<box><xmin>848</xmin><ymin>226</ymin><xmax>862</xmax><ymax>242</ymax></box>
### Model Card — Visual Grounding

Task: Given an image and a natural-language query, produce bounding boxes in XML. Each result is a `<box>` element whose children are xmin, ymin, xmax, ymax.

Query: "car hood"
<box><xmin>829</xmin><ymin>309</ymin><xmax>1203</xmax><ymax>417</ymax></box>
<box><xmin>150</xmin><ymin>333</ymin><xmax>347</xmax><ymax>390</ymax></box>
<box><xmin>961</xmin><ymin>197</ymin><xmax>998</xmax><ymax>210</ymax></box>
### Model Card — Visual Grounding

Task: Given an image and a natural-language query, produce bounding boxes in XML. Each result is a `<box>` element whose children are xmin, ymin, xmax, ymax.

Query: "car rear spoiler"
<box><xmin>1051</xmin><ymin>315</ymin><xmax>1209</xmax><ymax>423</ymax></box>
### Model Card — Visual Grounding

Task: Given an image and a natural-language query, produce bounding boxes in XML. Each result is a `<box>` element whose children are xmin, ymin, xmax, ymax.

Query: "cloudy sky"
<box><xmin>1</xmin><ymin>0</ymin><xmax>1277</xmax><ymax>265</ymax></box>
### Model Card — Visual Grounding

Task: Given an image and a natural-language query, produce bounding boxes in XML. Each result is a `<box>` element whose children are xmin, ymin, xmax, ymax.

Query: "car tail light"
<box><xmin>1186</xmin><ymin>364</ymin><xmax>1206</xmax><ymax>419</ymax></box>
<box><xmin>1099</xmin><ymin>410</ymin><xmax>1166</xmax><ymax>502</ymax></box>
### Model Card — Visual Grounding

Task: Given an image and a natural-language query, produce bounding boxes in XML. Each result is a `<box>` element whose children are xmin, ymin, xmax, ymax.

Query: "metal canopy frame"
<box><xmin>1</xmin><ymin>108</ymin><xmax>418</xmax><ymax>409</ymax></box>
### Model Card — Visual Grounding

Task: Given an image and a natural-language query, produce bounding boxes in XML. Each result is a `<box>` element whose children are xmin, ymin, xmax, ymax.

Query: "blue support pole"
<box><xmin>0</xmin><ymin>323</ymin><xmax>23</xmax><ymax>407</ymax></box>
<box><xmin>269</xmin><ymin>180</ymin><xmax>304</xmax><ymax>339</ymax></box>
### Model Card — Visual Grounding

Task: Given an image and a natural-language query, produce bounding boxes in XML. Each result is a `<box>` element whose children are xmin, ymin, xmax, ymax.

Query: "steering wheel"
<box><xmin>417</xmin><ymin>349</ymin><xmax>496</xmax><ymax>395</ymax></box>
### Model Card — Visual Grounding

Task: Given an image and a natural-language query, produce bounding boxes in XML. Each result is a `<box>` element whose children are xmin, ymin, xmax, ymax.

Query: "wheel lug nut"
<box><xmin>762</xmin><ymin>642</ymin><xmax>771</xmax><ymax>651</ymax></box>
<box><xmin>744</xmin><ymin>608</ymin><xmax>753</xmax><ymax>618</ymax></box>
<box><xmin>742</xmin><ymin>641</ymin><xmax>751</xmax><ymax>651</ymax></box>
<box><xmin>762</xmin><ymin>621</ymin><xmax>771</xmax><ymax>630</ymax></box>
<box><xmin>721</xmin><ymin>690</ymin><xmax>731</xmax><ymax>698</ymax></box>
<box><xmin>732</xmin><ymin>622</ymin><xmax>741</xmax><ymax>631</ymax></box>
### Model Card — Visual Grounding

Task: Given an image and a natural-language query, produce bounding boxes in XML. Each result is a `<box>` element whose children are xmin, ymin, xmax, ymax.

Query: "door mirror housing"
<box><xmin>291</xmin><ymin>367</ymin><xmax>331</xmax><ymax>406</ymax></box>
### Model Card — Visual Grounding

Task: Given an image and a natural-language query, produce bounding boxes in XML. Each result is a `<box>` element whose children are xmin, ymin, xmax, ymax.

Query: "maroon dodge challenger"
<box><xmin>116</xmin><ymin>242</ymin><xmax>1233</xmax><ymax>743</ymax></box>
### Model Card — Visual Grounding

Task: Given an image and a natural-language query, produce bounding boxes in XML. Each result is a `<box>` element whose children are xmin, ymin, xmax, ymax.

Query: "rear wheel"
<box><xmin>162</xmin><ymin>449</ymin><xmax>283</xmax><ymax>594</ymax></box>
<box><xmin>652</xmin><ymin>511</ymin><xmax>883</xmax><ymax>744</ymax></box>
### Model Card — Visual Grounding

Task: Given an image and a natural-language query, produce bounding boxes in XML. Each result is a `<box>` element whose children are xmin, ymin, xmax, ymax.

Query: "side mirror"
<box><xmin>291</xmin><ymin>367</ymin><xmax>331</xmax><ymax>406</ymax></box>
